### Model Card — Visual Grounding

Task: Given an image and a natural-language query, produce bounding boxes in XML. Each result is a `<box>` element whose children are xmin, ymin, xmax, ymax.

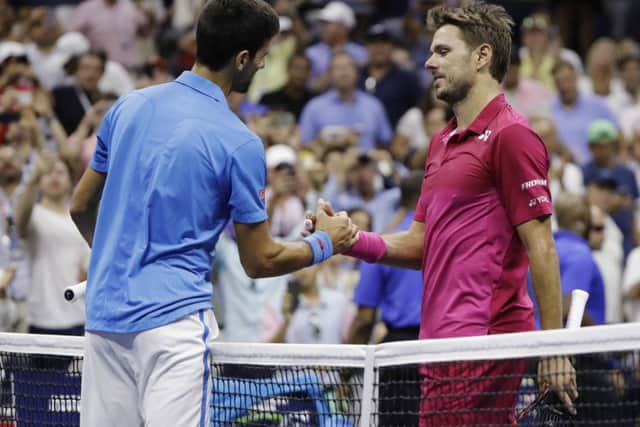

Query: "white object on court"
<box><xmin>566</xmin><ymin>289</ymin><xmax>589</xmax><ymax>329</ymax></box>
<box><xmin>64</xmin><ymin>281</ymin><xmax>86</xmax><ymax>303</ymax></box>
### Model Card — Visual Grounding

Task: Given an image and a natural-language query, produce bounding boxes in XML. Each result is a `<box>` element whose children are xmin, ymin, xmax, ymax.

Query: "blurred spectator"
<box><xmin>4</xmin><ymin>116</ymin><xmax>43</xmax><ymax>180</ymax></box>
<box><xmin>14</xmin><ymin>154</ymin><xmax>89</xmax><ymax>336</ymax></box>
<box><xmin>392</xmin><ymin>87</ymin><xmax>448</xmax><ymax>163</ymax></box>
<box><xmin>259</xmin><ymin>53</ymin><xmax>313</xmax><ymax>120</ymax></box>
<box><xmin>358</xmin><ymin>23</ymin><xmax>420</xmax><ymax>128</ymax></box>
<box><xmin>590</xmin><ymin>204</ymin><xmax>623</xmax><ymax>324</ymax></box>
<box><xmin>323</xmin><ymin>152</ymin><xmax>400</xmax><ymax>233</ymax></box>
<box><xmin>213</xmin><ymin>225</ymin><xmax>287</xmax><ymax>342</ymax></box>
<box><xmin>66</xmin><ymin>95</ymin><xmax>117</xmax><ymax>178</ymax></box>
<box><xmin>264</xmin><ymin>263</ymin><xmax>352</xmax><ymax>344</ymax></box>
<box><xmin>348</xmin><ymin>170</ymin><xmax>423</xmax><ymax>345</ymax></box>
<box><xmin>502</xmin><ymin>49</ymin><xmax>553</xmax><ymax>120</ymax></box>
<box><xmin>299</xmin><ymin>52</ymin><xmax>392</xmax><ymax>151</ymax></box>
<box><xmin>70</xmin><ymin>0</ymin><xmax>150</xmax><ymax>70</ymax></box>
<box><xmin>265</xmin><ymin>144</ymin><xmax>305</xmax><ymax>239</ymax></box>
<box><xmin>37</xmin><ymin>32</ymin><xmax>134</xmax><ymax>96</ymax></box>
<box><xmin>23</xmin><ymin>8</ymin><xmax>62</xmax><ymax>82</ymax></box>
<box><xmin>622</xmin><ymin>244</ymin><xmax>640</xmax><ymax>322</ymax></box>
<box><xmin>530</xmin><ymin>116</ymin><xmax>584</xmax><ymax>200</ymax></box>
<box><xmin>135</xmin><ymin>55</ymin><xmax>173</xmax><ymax>89</ymax></box>
<box><xmin>247</xmin><ymin>16</ymin><xmax>298</xmax><ymax>102</ymax></box>
<box><xmin>579</xmin><ymin>38</ymin><xmax>630</xmax><ymax>117</ymax></box>
<box><xmin>582</xmin><ymin>119</ymin><xmax>638</xmax><ymax>258</ymax></box>
<box><xmin>551</xmin><ymin>59</ymin><xmax>618</xmax><ymax>165</ymax></box>
<box><xmin>554</xmin><ymin>192</ymin><xmax>606</xmax><ymax>326</ymax></box>
<box><xmin>52</xmin><ymin>50</ymin><xmax>106</xmax><ymax>135</ymax></box>
<box><xmin>347</xmin><ymin>170</ymin><xmax>423</xmax><ymax>426</ymax></box>
<box><xmin>0</xmin><ymin>228</ymin><xmax>18</xmax><ymax>332</ymax></box>
<box><xmin>305</xmin><ymin>1</ymin><xmax>367</xmax><ymax>92</ymax></box>
<box><xmin>618</xmin><ymin>54</ymin><xmax>640</xmax><ymax>106</ymax></box>
<box><xmin>0</xmin><ymin>145</ymin><xmax>30</xmax><ymax>312</ymax></box>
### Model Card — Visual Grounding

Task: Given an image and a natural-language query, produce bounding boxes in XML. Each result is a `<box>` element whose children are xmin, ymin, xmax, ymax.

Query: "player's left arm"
<box><xmin>70</xmin><ymin>168</ymin><xmax>105</xmax><ymax>246</ymax></box>
<box><xmin>517</xmin><ymin>217</ymin><xmax>563</xmax><ymax>330</ymax></box>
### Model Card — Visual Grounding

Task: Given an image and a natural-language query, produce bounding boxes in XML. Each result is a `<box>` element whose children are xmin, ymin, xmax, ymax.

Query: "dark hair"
<box><xmin>63</xmin><ymin>49</ymin><xmax>107</xmax><ymax>76</ymax></box>
<box><xmin>551</xmin><ymin>58</ymin><xmax>576</xmax><ymax>77</ymax></box>
<box><xmin>618</xmin><ymin>54</ymin><xmax>640</xmax><ymax>71</ymax></box>
<box><xmin>427</xmin><ymin>3</ymin><xmax>514</xmax><ymax>82</ymax></box>
<box><xmin>287</xmin><ymin>52</ymin><xmax>311</xmax><ymax>69</ymax></box>
<box><xmin>196</xmin><ymin>0</ymin><xmax>279</xmax><ymax>71</ymax></box>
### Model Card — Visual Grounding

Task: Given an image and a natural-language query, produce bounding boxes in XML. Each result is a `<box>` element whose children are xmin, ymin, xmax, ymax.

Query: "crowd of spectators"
<box><xmin>1</xmin><ymin>0</ymin><xmax>640</xmax><ymax>348</ymax></box>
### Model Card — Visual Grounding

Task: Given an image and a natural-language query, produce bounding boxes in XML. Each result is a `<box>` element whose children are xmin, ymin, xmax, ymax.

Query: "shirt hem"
<box><xmin>86</xmin><ymin>301</ymin><xmax>213</xmax><ymax>334</ymax></box>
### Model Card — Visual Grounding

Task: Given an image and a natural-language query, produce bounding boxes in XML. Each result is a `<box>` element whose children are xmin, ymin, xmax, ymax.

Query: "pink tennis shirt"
<box><xmin>415</xmin><ymin>94</ymin><xmax>551</xmax><ymax>340</ymax></box>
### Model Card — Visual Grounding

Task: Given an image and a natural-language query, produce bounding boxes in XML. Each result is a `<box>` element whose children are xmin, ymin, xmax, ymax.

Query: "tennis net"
<box><xmin>0</xmin><ymin>323</ymin><xmax>638</xmax><ymax>426</ymax></box>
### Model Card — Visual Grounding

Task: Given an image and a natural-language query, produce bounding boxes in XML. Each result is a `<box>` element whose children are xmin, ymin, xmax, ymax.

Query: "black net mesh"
<box><xmin>374</xmin><ymin>351</ymin><xmax>640</xmax><ymax>426</ymax></box>
<box><xmin>0</xmin><ymin>349</ymin><xmax>638</xmax><ymax>426</ymax></box>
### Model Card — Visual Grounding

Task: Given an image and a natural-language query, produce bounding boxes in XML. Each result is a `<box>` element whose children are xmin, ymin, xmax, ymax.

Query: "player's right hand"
<box><xmin>537</xmin><ymin>355</ymin><xmax>578</xmax><ymax>415</ymax></box>
<box><xmin>315</xmin><ymin>199</ymin><xmax>359</xmax><ymax>254</ymax></box>
<box><xmin>301</xmin><ymin>198</ymin><xmax>336</xmax><ymax>237</ymax></box>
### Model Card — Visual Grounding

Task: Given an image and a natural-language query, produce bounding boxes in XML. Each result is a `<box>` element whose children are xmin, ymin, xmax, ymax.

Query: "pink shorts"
<box><xmin>419</xmin><ymin>358</ymin><xmax>527</xmax><ymax>426</ymax></box>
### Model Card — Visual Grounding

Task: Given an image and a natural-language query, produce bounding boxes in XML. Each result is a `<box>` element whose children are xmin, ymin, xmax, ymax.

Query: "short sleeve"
<box><xmin>90</xmin><ymin>104</ymin><xmax>114</xmax><ymax>173</ymax></box>
<box><xmin>492</xmin><ymin>124</ymin><xmax>552</xmax><ymax>226</ymax></box>
<box><xmin>353</xmin><ymin>262</ymin><xmax>385</xmax><ymax>308</ymax></box>
<box><xmin>229</xmin><ymin>139</ymin><xmax>268</xmax><ymax>224</ymax></box>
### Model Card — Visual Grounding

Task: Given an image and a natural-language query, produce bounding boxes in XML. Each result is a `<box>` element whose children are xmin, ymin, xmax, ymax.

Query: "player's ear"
<box><xmin>475</xmin><ymin>43</ymin><xmax>492</xmax><ymax>72</ymax></box>
<box><xmin>235</xmin><ymin>50</ymin><xmax>250</xmax><ymax>71</ymax></box>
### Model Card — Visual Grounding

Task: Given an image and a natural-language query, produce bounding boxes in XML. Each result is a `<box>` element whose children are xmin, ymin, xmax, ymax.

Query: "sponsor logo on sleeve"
<box><xmin>259</xmin><ymin>189</ymin><xmax>266</xmax><ymax>201</ymax></box>
<box><xmin>521</xmin><ymin>179</ymin><xmax>547</xmax><ymax>190</ymax></box>
<box><xmin>528</xmin><ymin>195</ymin><xmax>550</xmax><ymax>207</ymax></box>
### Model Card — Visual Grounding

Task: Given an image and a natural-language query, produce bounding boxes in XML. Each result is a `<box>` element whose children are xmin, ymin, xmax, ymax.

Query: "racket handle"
<box><xmin>566</xmin><ymin>289</ymin><xmax>589</xmax><ymax>329</ymax></box>
<box><xmin>64</xmin><ymin>281</ymin><xmax>87</xmax><ymax>303</ymax></box>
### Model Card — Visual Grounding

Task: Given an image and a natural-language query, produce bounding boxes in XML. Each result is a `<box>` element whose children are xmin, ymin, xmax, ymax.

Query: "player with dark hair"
<box><xmin>309</xmin><ymin>3</ymin><xmax>577</xmax><ymax>425</ymax></box>
<box><xmin>70</xmin><ymin>1</ymin><xmax>357</xmax><ymax>426</ymax></box>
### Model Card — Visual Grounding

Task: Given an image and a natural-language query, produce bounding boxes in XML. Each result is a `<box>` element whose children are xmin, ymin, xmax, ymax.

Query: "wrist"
<box><xmin>303</xmin><ymin>230</ymin><xmax>333</xmax><ymax>265</ymax></box>
<box><xmin>345</xmin><ymin>231</ymin><xmax>386</xmax><ymax>263</ymax></box>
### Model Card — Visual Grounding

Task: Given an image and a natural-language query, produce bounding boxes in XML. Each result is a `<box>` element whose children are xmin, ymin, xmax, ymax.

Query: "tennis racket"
<box><xmin>63</xmin><ymin>280</ymin><xmax>86</xmax><ymax>303</ymax></box>
<box><xmin>513</xmin><ymin>289</ymin><xmax>589</xmax><ymax>426</ymax></box>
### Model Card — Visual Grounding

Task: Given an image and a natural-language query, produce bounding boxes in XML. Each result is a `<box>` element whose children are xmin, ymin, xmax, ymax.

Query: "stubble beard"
<box><xmin>436</xmin><ymin>78</ymin><xmax>473</xmax><ymax>106</ymax></box>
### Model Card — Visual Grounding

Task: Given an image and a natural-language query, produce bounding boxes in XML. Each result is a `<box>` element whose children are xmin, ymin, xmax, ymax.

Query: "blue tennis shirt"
<box><xmin>86</xmin><ymin>71</ymin><xmax>268</xmax><ymax>333</ymax></box>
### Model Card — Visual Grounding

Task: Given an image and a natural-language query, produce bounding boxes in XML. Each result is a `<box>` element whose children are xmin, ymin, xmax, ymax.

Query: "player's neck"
<box><xmin>453</xmin><ymin>78</ymin><xmax>501</xmax><ymax>130</ymax></box>
<box><xmin>191</xmin><ymin>63</ymin><xmax>233</xmax><ymax>96</ymax></box>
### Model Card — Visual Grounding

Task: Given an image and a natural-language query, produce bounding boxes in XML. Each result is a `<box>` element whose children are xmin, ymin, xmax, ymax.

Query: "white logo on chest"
<box><xmin>477</xmin><ymin>129</ymin><xmax>492</xmax><ymax>142</ymax></box>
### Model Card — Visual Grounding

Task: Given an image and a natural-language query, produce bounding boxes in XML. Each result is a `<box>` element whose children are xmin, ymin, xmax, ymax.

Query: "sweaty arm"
<box><xmin>70</xmin><ymin>168</ymin><xmax>106</xmax><ymax>246</ymax></box>
<box><xmin>517</xmin><ymin>217</ymin><xmax>563</xmax><ymax>330</ymax></box>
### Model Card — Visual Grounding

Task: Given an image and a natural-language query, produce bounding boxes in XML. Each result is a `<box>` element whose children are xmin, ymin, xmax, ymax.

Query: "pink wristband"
<box><xmin>345</xmin><ymin>231</ymin><xmax>386</xmax><ymax>263</ymax></box>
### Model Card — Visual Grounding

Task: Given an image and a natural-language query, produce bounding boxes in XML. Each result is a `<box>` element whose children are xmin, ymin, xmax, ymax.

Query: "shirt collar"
<box><xmin>175</xmin><ymin>71</ymin><xmax>228</xmax><ymax>107</ymax></box>
<box><xmin>465</xmin><ymin>93</ymin><xmax>507</xmax><ymax>135</ymax></box>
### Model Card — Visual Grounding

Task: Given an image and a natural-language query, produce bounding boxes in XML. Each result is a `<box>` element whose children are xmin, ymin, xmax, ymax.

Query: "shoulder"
<box><xmin>357</xmin><ymin>90</ymin><xmax>384</xmax><ymax>108</ymax></box>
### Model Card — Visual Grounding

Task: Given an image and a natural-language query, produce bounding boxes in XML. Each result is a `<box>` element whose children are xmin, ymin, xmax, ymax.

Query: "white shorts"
<box><xmin>80</xmin><ymin>309</ymin><xmax>219</xmax><ymax>427</ymax></box>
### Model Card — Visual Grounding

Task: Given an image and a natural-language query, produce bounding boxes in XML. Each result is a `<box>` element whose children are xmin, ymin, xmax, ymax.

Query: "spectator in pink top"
<box><xmin>308</xmin><ymin>3</ymin><xmax>577</xmax><ymax>426</ymax></box>
<box><xmin>70</xmin><ymin>0</ymin><xmax>149</xmax><ymax>70</ymax></box>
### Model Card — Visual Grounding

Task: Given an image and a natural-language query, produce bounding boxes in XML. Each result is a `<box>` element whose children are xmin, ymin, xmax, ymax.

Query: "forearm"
<box><xmin>379</xmin><ymin>230</ymin><xmax>423</xmax><ymax>270</ymax></box>
<box><xmin>269</xmin><ymin>318</ymin><xmax>290</xmax><ymax>343</ymax></box>
<box><xmin>70</xmin><ymin>203</ymin><xmax>99</xmax><ymax>247</ymax></box>
<box><xmin>530</xmin><ymin>244</ymin><xmax>564</xmax><ymax>330</ymax></box>
<box><xmin>243</xmin><ymin>239</ymin><xmax>313</xmax><ymax>279</ymax></box>
<box><xmin>14</xmin><ymin>179</ymin><xmax>39</xmax><ymax>238</ymax></box>
<box><xmin>346</xmin><ymin>317</ymin><xmax>375</xmax><ymax>344</ymax></box>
